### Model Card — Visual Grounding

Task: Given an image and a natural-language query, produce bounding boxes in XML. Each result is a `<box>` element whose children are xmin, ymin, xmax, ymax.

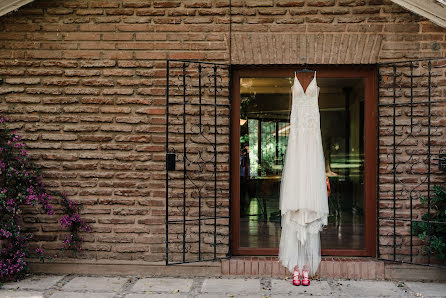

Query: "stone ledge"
<box><xmin>29</xmin><ymin>261</ymin><xmax>221</xmax><ymax>277</ymax></box>
<box><xmin>384</xmin><ymin>262</ymin><xmax>446</xmax><ymax>282</ymax></box>
<box><xmin>28</xmin><ymin>257</ymin><xmax>446</xmax><ymax>281</ymax></box>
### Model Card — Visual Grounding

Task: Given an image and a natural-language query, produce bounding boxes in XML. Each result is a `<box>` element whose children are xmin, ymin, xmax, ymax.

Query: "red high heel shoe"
<box><xmin>292</xmin><ymin>268</ymin><xmax>301</xmax><ymax>286</ymax></box>
<box><xmin>302</xmin><ymin>266</ymin><xmax>310</xmax><ymax>286</ymax></box>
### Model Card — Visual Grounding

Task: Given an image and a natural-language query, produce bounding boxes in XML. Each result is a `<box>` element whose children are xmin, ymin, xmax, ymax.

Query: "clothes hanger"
<box><xmin>294</xmin><ymin>67</ymin><xmax>317</xmax><ymax>87</ymax></box>
<box><xmin>294</xmin><ymin>68</ymin><xmax>315</xmax><ymax>75</ymax></box>
<box><xmin>294</xmin><ymin>65</ymin><xmax>316</xmax><ymax>75</ymax></box>
<box><xmin>294</xmin><ymin>67</ymin><xmax>317</xmax><ymax>86</ymax></box>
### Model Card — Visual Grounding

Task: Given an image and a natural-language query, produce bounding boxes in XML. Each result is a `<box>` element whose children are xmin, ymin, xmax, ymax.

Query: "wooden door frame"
<box><xmin>230</xmin><ymin>65</ymin><xmax>377</xmax><ymax>257</ymax></box>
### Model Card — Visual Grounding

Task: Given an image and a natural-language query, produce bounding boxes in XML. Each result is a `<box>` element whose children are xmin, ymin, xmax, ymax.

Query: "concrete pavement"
<box><xmin>0</xmin><ymin>274</ymin><xmax>445</xmax><ymax>297</ymax></box>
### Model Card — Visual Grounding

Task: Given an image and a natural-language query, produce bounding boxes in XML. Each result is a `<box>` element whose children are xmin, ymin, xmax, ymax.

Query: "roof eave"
<box><xmin>391</xmin><ymin>0</ymin><xmax>446</xmax><ymax>28</ymax></box>
<box><xmin>0</xmin><ymin>0</ymin><xmax>34</xmax><ymax>18</ymax></box>
<box><xmin>0</xmin><ymin>0</ymin><xmax>445</xmax><ymax>29</ymax></box>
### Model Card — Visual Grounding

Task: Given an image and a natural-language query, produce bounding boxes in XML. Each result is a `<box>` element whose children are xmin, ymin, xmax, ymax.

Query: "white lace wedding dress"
<box><xmin>278</xmin><ymin>72</ymin><xmax>329</xmax><ymax>276</ymax></box>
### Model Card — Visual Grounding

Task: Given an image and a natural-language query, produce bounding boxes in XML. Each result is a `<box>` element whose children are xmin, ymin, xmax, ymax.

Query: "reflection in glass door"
<box><xmin>239</xmin><ymin>76</ymin><xmax>365</xmax><ymax>250</ymax></box>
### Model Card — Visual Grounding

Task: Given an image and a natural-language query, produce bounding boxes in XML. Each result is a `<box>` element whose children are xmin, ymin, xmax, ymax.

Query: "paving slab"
<box><xmin>126</xmin><ymin>294</ymin><xmax>188</xmax><ymax>298</ymax></box>
<box><xmin>49</xmin><ymin>292</ymin><xmax>115</xmax><ymax>298</ymax></box>
<box><xmin>1</xmin><ymin>275</ymin><xmax>63</xmax><ymax>290</ymax></box>
<box><xmin>0</xmin><ymin>290</ymin><xmax>44</xmax><ymax>297</ymax></box>
<box><xmin>332</xmin><ymin>280</ymin><xmax>409</xmax><ymax>297</ymax></box>
<box><xmin>196</xmin><ymin>295</ymin><xmax>262</xmax><ymax>298</ymax></box>
<box><xmin>405</xmin><ymin>282</ymin><xmax>446</xmax><ymax>297</ymax></box>
<box><xmin>61</xmin><ymin>276</ymin><xmax>128</xmax><ymax>292</ymax></box>
<box><xmin>272</xmin><ymin>295</ymin><xmax>332</xmax><ymax>298</ymax></box>
<box><xmin>130</xmin><ymin>278</ymin><xmax>193</xmax><ymax>293</ymax></box>
<box><xmin>272</xmin><ymin>279</ymin><xmax>334</xmax><ymax>296</ymax></box>
<box><xmin>201</xmin><ymin>278</ymin><xmax>261</xmax><ymax>294</ymax></box>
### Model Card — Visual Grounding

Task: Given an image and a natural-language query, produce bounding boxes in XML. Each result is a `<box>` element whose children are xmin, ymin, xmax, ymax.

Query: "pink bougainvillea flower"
<box><xmin>0</xmin><ymin>114</ymin><xmax>90</xmax><ymax>283</ymax></box>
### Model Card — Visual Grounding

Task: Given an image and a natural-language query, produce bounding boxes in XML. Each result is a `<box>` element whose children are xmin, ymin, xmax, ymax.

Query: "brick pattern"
<box><xmin>231</xmin><ymin>33</ymin><xmax>383</xmax><ymax>64</ymax></box>
<box><xmin>221</xmin><ymin>257</ymin><xmax>385</xmax><ymax>280</ymax></box>
<box><xmin>228</xmin><ymin>0</ymin><xmax>446</xmax><ymax>64</ymax></box>
<box><xmin>0</xmin><ymin>0</ymin><xmax>444</xmax><ymax>265</ymax></box>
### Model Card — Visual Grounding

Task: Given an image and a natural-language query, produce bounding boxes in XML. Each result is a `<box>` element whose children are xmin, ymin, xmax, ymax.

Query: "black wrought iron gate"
<box><xmin>165</xmin><ymin>59</ymin><xmax>231</xmax><ymax>265</ymax></box>
<box><xmin>377</xmin><ymin>57</ymin><xmax>446</xmax><ymax>268</ymax></box>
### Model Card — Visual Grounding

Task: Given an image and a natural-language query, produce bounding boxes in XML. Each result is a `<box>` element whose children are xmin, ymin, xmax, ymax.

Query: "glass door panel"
<box><xmin>239</xmin><ymin>76</ymin><xmax>366</xmax><ymax>250</ymax></box>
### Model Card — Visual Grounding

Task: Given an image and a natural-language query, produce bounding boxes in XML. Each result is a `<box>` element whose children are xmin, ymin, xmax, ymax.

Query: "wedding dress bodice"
<box><xmin>290</xmin><ymin>73</ymin><xmax>321</xmax><ymax>129</ymax></box>
<box><xmin>292</xmin><ymin>73</ymin><xmax>319</xmax><ymax>99</ymax></box>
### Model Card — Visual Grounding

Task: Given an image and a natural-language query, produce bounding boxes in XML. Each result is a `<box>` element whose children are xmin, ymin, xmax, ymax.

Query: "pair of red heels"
<box><xmin>292</xmin><ymin>267</ymin><xmax>310</xmax><ymax>286</ymax></box>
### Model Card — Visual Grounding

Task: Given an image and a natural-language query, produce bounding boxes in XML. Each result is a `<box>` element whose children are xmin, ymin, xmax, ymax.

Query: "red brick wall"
<box><xmin>0</xmin><ymin>0</ymin><xmax>445</xmax><ymax>265</ymax></box>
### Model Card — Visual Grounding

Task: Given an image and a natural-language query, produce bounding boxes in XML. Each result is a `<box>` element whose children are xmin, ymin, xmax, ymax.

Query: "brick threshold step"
<box><xmin>222</xmin><ymin>256</ymin><xmax>384</xmax><ymax>280</ymax></box>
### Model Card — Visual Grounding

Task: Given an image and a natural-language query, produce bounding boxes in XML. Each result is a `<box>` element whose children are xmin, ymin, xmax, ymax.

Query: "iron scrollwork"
<box><xmin>377</xmin><ymin>57</ymin><xmax>446</xmax><ymax>268</ymax></box>
<box><xmin>165</xmin><ymin>59</ymin><xmax>231</xmax><ymax>265</ymax></box>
